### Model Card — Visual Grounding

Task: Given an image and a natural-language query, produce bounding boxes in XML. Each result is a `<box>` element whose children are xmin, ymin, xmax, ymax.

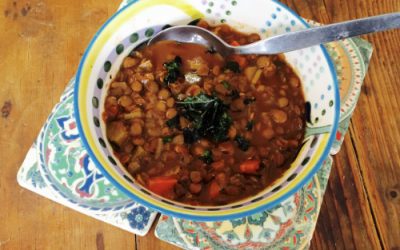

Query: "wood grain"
<box><xmin>0</xmin><ymin>0</ymin><xmax>399</xmax><ymax>249</ymax></box>
<box><xmin>0</xmin><ymin>0</ymin><xmax>135</xmax><ymax>249</ymax></box>
<box><xmin>136</xmin><ymin>217</ymin><xmax>177</xmax><ymax>250</ymax></box>
<box><xmin>287</xmin><ymin>0</ymin><xmax>400</xmax><ymax>249</ymax></box>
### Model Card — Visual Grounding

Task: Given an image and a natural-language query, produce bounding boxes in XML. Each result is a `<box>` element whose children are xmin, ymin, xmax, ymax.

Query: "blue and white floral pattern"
<box><xmin>127</xmin><ymin>206</ymin><xmax>151</xmax><ymax>230</ymax></box>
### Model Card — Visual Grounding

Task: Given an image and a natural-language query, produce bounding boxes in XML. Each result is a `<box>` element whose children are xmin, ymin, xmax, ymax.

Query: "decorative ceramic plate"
<box><xmin>19</xmin><ymin>146</ymin><xmax>158</xmax><ymax>236</ymax></box>
<box><xmin>37</xmin><ymin>93</ymin><xmax>136</xmax><ymax>213</ymax></box>
<box><xmin>324</xmin><ymin>37</ymin><xmax>372</xmax><ymax>154</ymax></box>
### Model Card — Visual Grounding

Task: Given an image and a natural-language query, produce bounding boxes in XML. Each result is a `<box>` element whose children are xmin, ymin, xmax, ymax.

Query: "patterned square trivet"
<box><xmin>17</xmin><ymin>89</ymin><xmax>157</xmax><ymax>236</ymax></box>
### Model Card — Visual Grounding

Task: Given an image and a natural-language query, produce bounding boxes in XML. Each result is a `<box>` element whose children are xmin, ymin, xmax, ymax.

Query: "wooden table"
<box><xmin>0</xmin><ymin>0</ymin><xmax>399</xmax><ymax>249</ymax></box>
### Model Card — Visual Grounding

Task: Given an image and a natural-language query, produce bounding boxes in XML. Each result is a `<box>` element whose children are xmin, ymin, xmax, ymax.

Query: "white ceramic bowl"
<box><xmin>74</xmin><ymin>0</ymin><xmax>339</xmax><ymax>221</ymax></box>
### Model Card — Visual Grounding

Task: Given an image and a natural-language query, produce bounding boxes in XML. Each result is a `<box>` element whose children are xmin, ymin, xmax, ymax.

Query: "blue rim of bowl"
<box><xmin>74</xmin><ymin>0</ymin><xmax>339</xmax><ymax>221</ymax></box>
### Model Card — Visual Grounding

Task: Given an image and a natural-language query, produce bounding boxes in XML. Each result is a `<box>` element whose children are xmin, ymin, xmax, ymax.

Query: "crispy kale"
<box><xmin>177</xmin><ymin>93</ymin><xmax>232</xmax><ymax>143</ymax></box>
<box><xmin>224</xmin><ymin>61</ymin><xmax>241</xmax><ymax>73</ymax></box>
<box><xmin>235</xmin><ymin>135</ymin><xmax>250</xmax><ymax>151</ymax></box>
<box><xmin>163</xmin><ymin>56</ymin><xmax>182</xmax><ymax>85</ymax></box>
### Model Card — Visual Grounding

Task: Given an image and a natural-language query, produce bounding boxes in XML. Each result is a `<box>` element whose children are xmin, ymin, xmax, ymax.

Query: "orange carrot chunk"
<box><xmin>230</xmin><ymin>40</ymin><xmax>241</xmax><ymax>46</ymax></box>
<box><xmin>208</xmin><ymin>180</ymin><xmax>221</xmax><ymax>199</ymax></box>
<box><xmin>147</xmin><ymin>176</ymin><xmax>177</xmax><ymax>196</ymax></box>
<box><xmin>239</xmin><ymin>159</ymin><xmax>260</xmax><ymax>174</ymax></box>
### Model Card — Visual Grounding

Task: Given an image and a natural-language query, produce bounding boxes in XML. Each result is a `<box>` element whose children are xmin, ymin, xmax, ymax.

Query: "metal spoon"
<box><xmin>148</xmin><ymin>13</ymin><xmax>400</xmax><ymax>56</ymax></box>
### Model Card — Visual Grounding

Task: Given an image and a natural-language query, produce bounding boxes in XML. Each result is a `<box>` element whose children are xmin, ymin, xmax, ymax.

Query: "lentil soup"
<box><xmin>103</xmin><ymin>20</ymin><xmax>306</xmax><ymax>206</ymax></box>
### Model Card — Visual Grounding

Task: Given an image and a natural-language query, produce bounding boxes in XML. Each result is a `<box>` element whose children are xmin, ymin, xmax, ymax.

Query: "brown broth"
<box><xmin>142</xmin><ymin>41</ymin><xmax>224</xmax><ymax>72</ymax></box>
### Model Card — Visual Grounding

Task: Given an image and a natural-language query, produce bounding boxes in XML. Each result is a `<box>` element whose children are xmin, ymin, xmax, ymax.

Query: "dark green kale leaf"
<box><xmin>166</xmin><ymin>115</ymin><xmax>180</xmax><ymax>128</ymax></box>
<box><xmin>235</xmin><ymin>135</ymin><xmax>250</xmax><ymax>151</ymax></box>
<box><xmin>183</xmin><ymin>128</ymin><xmax>199</xmax><ymax>144</ymax></box>
<box><xmin>229</xmin><ymin>89</ymin><xmax>240</xmax><ymax>100</ymax></box>
<box><xmin>177</xmin><ymin>93</ymin><xmax>232</xmax><ymax>143</ymax></box>
<box><xmin>246</xmin><ymin>120</ymin><xmax>255</xmax><ymax>131</ymax></box>
<box><xmin>244</xmin><ymin>97</ymin><xmax>256</xmax><ymax>105</ymax></box>
<box><xmin>162</xmin><ymin>136</ymin><xmax>173</xmax><ymax>143</ymax></box>
<box><xmin>163</xmin><ymin>56</ymin><xmax>182</xmax><ymax>85</ymax></box>
<box><xmin>200</xmin><ymin>149</ymin><xmax>213</xmax><ymax>164</ymax></box>
<box><xmin>222</xmin><ymin>80</ymin><xmax>231</xmax><ymax>89</ymax></box>
<box><xmin>212</xmin><ymin>112</ymin><xmax>232</xmax><ymax>142</ymax></box>
<box><xmin>224</xmin><ymin>61</ymin><xmax>241</xmax><ymax>73</ymax></box>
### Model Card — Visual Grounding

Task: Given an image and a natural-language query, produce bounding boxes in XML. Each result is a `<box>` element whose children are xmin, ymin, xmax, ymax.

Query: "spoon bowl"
<box><xmin>149</xmin><ymin>13</ymin><xmax>400</xmax><ymax>55</ymax></box>
<box><xmin>148</xmin><ymin>25</ymin><xmax>236</xmax><ymax>57</ymax></box>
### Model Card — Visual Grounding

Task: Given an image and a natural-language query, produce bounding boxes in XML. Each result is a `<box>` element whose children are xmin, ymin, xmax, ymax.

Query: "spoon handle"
<box><xmin>237</xmin><ymin>13</ymin><xmax>400</xmax><ymax>54</ymax></box>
